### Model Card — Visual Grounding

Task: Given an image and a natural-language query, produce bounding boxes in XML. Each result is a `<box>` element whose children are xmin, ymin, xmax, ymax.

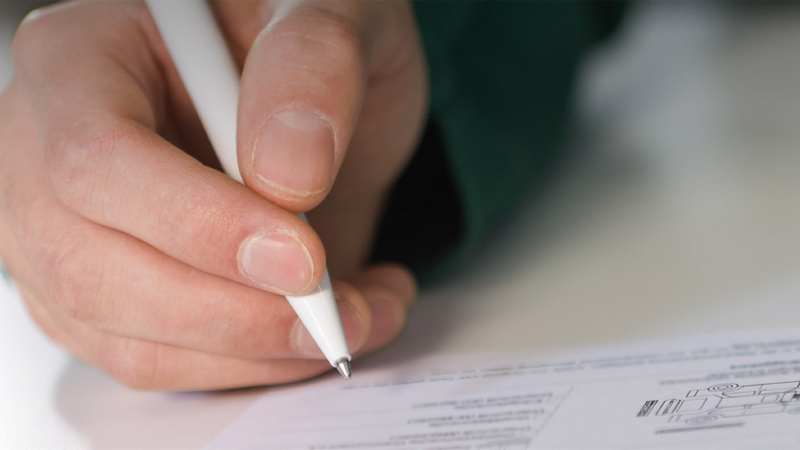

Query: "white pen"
<box><xmin>145</xmin><ymin>0</ymin><xmax>351</xmax><ymax>379</ymax></box>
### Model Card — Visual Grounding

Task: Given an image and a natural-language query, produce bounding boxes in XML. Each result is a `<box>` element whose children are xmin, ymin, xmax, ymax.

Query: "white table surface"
<box><xmin>4</xmin><ymin>2</ymin><xmax>800</xmax><ymax>449</ymax></box>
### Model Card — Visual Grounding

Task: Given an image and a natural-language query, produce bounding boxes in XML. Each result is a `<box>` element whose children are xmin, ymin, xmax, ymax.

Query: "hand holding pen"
<box><xmin>0</xmin><ymin>0</ymin><xmax>424</xmax><ymax>390</ymax></box>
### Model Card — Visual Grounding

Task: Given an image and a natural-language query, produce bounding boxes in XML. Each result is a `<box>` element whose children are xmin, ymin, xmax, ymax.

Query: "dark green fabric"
<box><xmin>371</xmin><ymin>120</ymin><xmax>463</xmax><ymax>275</ymax></box>
<box><xmin>404</xmin><ymin>1</ymin><xmax>627</xmax><ymax>282</ymax></box>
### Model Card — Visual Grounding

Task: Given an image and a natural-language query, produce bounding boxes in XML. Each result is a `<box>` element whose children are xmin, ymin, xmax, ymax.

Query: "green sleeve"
<box><xmin>372</xmin><ymin>2</ymin><xmax>627</xmax><ymax>283</ymax></box>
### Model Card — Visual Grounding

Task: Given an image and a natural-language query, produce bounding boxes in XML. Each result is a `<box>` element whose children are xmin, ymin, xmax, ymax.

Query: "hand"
<box><xmin>0</xmin><ymin>0</ymin><xmax>427</xmax><ymax>390</ymax></box>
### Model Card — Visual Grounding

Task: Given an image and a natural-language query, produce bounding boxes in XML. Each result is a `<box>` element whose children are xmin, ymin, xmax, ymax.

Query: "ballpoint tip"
<box><xmin>335</xmin><ymin>358</ymin><xmax>351</xmax><ymax>380</ymax></box>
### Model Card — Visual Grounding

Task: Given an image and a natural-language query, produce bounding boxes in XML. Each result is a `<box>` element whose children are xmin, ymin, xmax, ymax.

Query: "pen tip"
<box><xmin>335</xmin><ymin>358</ymin><xmax>351</xmax><ymax>380</ymax></box>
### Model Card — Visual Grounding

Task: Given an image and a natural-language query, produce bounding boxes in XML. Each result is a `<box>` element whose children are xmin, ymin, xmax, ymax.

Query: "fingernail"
<box><xmin>240</xmin><ymin>233</ymin><xmax>313</xmax><ymax>294</ymax></box>
<box><xmin>292</xmin><ymin>300</ymin><xmax>364</xmax><ymax>357</ymax></box>
<box><xmin>253</xmin><ymin>110</ymin><xmax>335</xmax><ymax>195</ymax></box>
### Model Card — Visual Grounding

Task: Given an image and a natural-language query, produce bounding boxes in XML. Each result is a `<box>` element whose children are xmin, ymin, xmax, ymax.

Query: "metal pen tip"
<box><xmin>335</xmin><ymin>358</ymin><xmax>351</xmax><ymax>379</ymax></box>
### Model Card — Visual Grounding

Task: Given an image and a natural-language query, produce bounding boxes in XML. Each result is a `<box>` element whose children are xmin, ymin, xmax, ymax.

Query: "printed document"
<box><xmin>208</xmin><ymin>328</ymin><xmax>800</xmax><ymax>449</ymax></box>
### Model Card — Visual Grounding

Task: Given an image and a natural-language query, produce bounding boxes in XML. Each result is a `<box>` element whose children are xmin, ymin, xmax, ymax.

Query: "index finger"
<box><xmin>12</xmin><ymin>1</ymin><xmax>326</xmax><ymax>296</ymax></box>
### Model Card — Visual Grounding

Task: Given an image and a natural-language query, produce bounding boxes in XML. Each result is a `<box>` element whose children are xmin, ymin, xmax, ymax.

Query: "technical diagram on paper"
<box><xmin>639</xmin><ymin>380</ymin><xmax>800</xmax><ymax>426</ymax></box>
<box><xmin>208</xmin><ymin>329</ymin><xmax>800</xmax><ymax>449</ymax></box>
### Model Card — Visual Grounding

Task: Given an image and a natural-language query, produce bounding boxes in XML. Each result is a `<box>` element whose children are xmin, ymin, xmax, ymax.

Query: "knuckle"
<box><xmin>160</xmin><ymin>178</ymin><xmax>234</xmax><ymax>257</ymax></box>
<box><xmin>42</xmin><ymin>227</ymin><xmax>118</xmax><ymax>327</ymax></box>
<box><xmin>11</xmin><ymin>2</ymin><xmax>76</xmax><ymax>67</ymax></box>
<box><xmin>19</xmin><ymin>288</ymin><xmax>59</xmax><ymax>338</ymax></box>
<box><xmin>271</xmin><ymin>10</ymin><xmax>366</xmax><ymax>76</ymax></box>
<box><xmin>199</xmin><ymin>294</ymin><xmax>275</xmax><ymax>357</ymax></box>
<box><xmin>306</xmin><ymin>12</ymin><xmax>363</xmax><ymax>57</ymax></box>
<box><xmin>13</xmin><ymin>2</ymin><xmax>130</xmax><ymax>67</ymax></box>
<box><xmin>96</xmin><ymin>339</ymin><xmax>168</xmax><ymax>390</ymax></box>
<box><xmin>11</xmin><ymin>8</ymin><xmax>52</xmax><ymax>65</ymax></box>
<box><xmin>44</xmin><ymin>120</ymin><xmax>141</xmax><ymax>211</ymax></box>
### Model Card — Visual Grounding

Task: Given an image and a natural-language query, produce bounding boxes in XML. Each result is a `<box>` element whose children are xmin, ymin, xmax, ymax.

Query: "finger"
<box><xmin>18</xmin><ymin>283</ymin><xmax>90</xmax><ymax>362</ymax></box>
<box><xmin>289</xmin><ymin>267</ymin><xmax>417</xmax><ymax>359</ymax></box>
<box><xmin>36</xmin><ymin>294</ymin><xmax>333</xmax><ymax>390</ymax></box>
<box><xmin>235</xmin><ymin>0</ymin><xmax>427</xmax><ymax>274</ymax></box>
<box><xmin>0</xmin><ymin>196</ymin><xmax>37</xmax><ymax>292</ymax></box>
<box><xmin>348</xmin><ymin>264</ymin><xmax>418</xmax><ymax>356</ymax></box>
<box><xmin>26</xmin><ymin>264</ymin><xmax>416</xmax><ymax>390</ymax></box>
<box><xmin>12</xmin><ymin>2</ymin><xmax>325</xmax><ymax>296</ymax></box>
<box><xmin>289</xmin><ymin>280</ymin><xmax>370</xmax><ymax>358</ymax></box>
<box><xmin>236</xmin><ymin>1</ymin><xmax>367</xmax><ymax>210</ymax></box>
<box><xmin>0</xmin><ymin>126</ymin><xmax>369</xmax><ymax>363</ymax></box>
<box><xmin>347</xmin><ymin>263</ymin><xmax>418</xmax><ymax>308</ymax></box>
<box><xmin>0</xmin><ymin>79</ymin><xmax>38</xmax><ymax>290</ymax></box>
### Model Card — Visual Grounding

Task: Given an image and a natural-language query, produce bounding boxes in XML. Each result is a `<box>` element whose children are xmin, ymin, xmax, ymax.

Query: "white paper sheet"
<box><xmin>208</xmin><ymin>329</ymin><xmax>800</xmax><ymax>449</ymax></box>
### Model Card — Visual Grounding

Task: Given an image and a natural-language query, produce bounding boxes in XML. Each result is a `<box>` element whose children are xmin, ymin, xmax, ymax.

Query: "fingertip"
<box><xmin>239</xmin><ymin>212</ymin><xmax>329</xmax><ymax>297</ymax></box>
<box><xmin>236</xmin><ymin>4</ymin><xmax>369</xmax><ymax>214</ymax></box>
<box><xmin>238</xmin><ymin>228</ymin><xmax>322</xmax><ymax>296</ymax></box>
<box><xmin>350</xmin><ymin>281</ymin><xmax>409</xmax><ymax>357</ymax></box>
<box><xmin>350</xmin><ymin>263</ymin><xmax>417</xmax><ymax>308</ymax></box>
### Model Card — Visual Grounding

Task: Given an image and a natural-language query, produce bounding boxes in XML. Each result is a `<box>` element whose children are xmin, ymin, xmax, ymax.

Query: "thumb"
<box><xmin>236</xmin><ymin>1</ymin><xmax>427</xmax><ymax>276</ymax></box>
<box><xmin>237</xmin><ymin>1</ymin><xmax>368</xmax><ymax>212</ymax></box>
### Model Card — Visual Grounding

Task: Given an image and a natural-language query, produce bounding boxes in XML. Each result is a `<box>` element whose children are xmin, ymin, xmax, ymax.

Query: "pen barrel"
<box><xmin>145</xmin><ymin>0</ymin><xmax>242</xmax><ymax>183</ymax></box>
<box><xmin>286</xmin><ymin>271</ymin><xmax>350</xmax><ymax>366</ymax></box>
<box><xmin>146</xmin><ymin>0</ymin><xmax>351</xmax><ymax>369</ymax></box>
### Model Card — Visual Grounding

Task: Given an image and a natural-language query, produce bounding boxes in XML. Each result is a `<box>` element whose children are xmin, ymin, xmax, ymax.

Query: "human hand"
<box><xmin>0</xmin><ymin>0</ymin><xmax>427</xmax><ymax>390</ymax></box>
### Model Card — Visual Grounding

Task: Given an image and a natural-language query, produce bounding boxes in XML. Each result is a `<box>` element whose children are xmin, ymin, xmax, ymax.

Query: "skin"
<box><xmin>0</xmin><ymin>0</ymin><xmax>428</xmax><ymax>391</ymax></box>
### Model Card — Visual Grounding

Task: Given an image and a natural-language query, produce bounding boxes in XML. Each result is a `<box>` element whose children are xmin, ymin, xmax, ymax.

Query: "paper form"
<box><xmin>208</xmin><ymin>328</ymin><xmax>800</xmax><ymax>449</ymax></box>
